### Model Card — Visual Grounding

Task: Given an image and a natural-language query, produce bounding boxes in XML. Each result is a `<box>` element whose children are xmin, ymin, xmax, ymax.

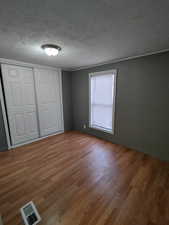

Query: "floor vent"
<box><xmin>20</xmin><ymin>201</ymin><xmax>41</xmax><ymax>225</ymax></box>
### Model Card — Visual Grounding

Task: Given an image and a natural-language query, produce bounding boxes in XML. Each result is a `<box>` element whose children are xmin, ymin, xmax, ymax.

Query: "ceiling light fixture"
<box><xmin>42</xmin><ymin>44</ymin><xmax>61</xmax><ymax>56</ymax></box>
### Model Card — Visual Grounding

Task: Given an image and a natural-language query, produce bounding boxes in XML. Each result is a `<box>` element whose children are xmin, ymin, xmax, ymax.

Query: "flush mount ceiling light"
<box><xmin>42</xmin><ymin>44</ymin><xmax>61</xmax><ymax>56</ymax></box>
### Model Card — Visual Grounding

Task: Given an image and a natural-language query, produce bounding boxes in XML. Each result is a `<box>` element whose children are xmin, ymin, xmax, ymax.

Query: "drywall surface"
<box><xmin>71</xmin><ymin>52</ymin><xmax>169</xmax><ymax>160</ymax></box>
<box><xmin>0</xmin><ymin>1</ymin><xmax>169</xmax><ymax>69</ymax></box>
<box><xmin>62</xmin><ymin>71</ymin><xmax>73</xmax><ymax>131</ymax></box>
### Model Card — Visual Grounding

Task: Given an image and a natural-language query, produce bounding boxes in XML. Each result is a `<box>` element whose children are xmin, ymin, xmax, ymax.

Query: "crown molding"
<box><xmin>70</xmin><ymin>48</ymin><xmax>169</xmax><ymax>72</ymax></box>
<box><xmin>1</xmin><ymin>48</ymin><xmax>169</xmax><ymax>72</ymax></box>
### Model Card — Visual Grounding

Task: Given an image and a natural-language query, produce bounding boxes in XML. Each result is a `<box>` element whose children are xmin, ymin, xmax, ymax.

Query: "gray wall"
<box><xmin>1</xmin><ymin>52</ymin><xmax>169</xmax><ymax>160</ymax></box>
<box><xmin>0</xmin><ymin>102</ymin><xmax>7</xmax><ymax>151</ymax></box>
<box><xmin>62</xmin><ymin>71</ymin><xmax>73</xmax><ymax>131</ymax></box>
<box><xmin>71</xmin><ymin>52</ymin><xmax>169</xmax><ymax>160</ymax></box>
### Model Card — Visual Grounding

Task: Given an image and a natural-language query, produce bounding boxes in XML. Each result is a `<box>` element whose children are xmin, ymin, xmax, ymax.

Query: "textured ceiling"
<box><xmin>0</xmin><ymin>0</ymin><xmax>169</xmax><ymax>70</ymax></box>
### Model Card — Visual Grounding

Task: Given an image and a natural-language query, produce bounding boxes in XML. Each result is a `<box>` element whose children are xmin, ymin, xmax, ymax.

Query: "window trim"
<box><xmin>89</xmin><ymin>69</ymin><xmax>117</xmax><ymax>134</ymax></box>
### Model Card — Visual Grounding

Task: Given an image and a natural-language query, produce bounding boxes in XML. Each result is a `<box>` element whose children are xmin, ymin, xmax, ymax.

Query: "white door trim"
<box><xmin>0</xmin><ymin>57</ymin><xmax>61</xmax><ymax>71</ymax></box>
<box><xmin>58</xmin><ymin>68</ymin><xmax>65</xmax><ymax>131</ymax></box>
<box><xmin>0</xmin><ymin>77</ymin><xmax>11</xmax><ymax>149</ymax></box>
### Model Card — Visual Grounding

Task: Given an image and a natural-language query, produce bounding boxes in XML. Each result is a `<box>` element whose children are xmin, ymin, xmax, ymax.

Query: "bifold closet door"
<box><xmin>34</xmin><ymin>68</ymin><xmax>63</xmax><ymax>137</ymax></box>
<box><xmin>1</xmin><ymin>64</ymin><xmax>39</xmax><ymax>145</ymax></box>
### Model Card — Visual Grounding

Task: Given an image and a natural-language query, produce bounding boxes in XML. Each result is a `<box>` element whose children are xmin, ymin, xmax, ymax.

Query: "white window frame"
<box><xmin>89</xmin><ymin>69</ymin><xmax>117</xmax><ymax>134</ymax></box>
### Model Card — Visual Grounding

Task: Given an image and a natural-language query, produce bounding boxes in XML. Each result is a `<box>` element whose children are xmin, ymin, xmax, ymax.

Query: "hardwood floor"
<box><xmin>0</xmin><ymin>131</ymin><xmax>169</xmax><ymax>225</ymax></box>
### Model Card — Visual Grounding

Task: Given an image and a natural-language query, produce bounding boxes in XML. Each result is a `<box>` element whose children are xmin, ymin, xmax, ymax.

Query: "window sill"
<box><xmin>89</xmin><ymin>125</ymin><xmax>114</xmax><ymax>135</ymax></box>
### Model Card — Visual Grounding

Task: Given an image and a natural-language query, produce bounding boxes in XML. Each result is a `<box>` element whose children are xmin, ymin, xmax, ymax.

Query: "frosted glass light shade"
<box><xmin>44</xmin><ymin>47</ymin><xmax>59</xmax><ymax>56</ymax></box>
<box><xmin>42</xmin><ymin>44</ymin><xmax>61</xmax><ymax>56</ymax></box>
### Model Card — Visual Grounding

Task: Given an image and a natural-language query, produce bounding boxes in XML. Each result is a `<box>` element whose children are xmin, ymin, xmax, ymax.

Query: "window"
<box><xmin>89</xmin><ymin>70</ymin><xmax>116</xmax><ymax>133</ymax></box>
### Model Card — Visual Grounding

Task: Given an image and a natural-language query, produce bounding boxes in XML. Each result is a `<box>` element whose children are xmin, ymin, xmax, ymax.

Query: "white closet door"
<box><xmin>1</xmin><ymin>64</ymin><xmax>39</xmax><ymax>145</ymax></box>
<box><xmin>34</xmin><ymin>68</ymin><xmax>63</xmax><ymax>137</ymax></box>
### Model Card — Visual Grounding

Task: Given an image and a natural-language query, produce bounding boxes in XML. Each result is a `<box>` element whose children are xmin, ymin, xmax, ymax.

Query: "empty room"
<box><xmin>0</xmin><ymin>1</ymin><xmax>169</xmax><ymax>225</ymax></box>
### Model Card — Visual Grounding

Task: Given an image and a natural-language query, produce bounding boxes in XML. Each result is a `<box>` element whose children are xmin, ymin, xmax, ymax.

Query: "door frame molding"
<box><xmin>0</xmin><ymin>78</ymin><xmax>11</xmax><ymax>149</ymax></box>
<box><xmin>0</xmin><ymin>57</ymin><xmax>61</xmax><ymax>71</ymax></box>
<box><xmin>0</xmin><ymin>57</ymin><xmax>63</xmax><ymax>150</ymax></box>
<box><xmin>58</xmin><ymin>69</ymin><xmax>64</xmax><ymax>132</ymax></box>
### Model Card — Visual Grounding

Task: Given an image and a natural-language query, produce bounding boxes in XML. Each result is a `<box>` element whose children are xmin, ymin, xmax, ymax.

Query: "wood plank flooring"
<box><xmin>0</xmin><ymin>131</ymin><xmax>169</xmax><ymax>225</ymax></box>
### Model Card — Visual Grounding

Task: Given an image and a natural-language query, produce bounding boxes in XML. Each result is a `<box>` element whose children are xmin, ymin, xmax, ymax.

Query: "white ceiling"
<box><xmin>0</xmin><ymin>0</ymin><xmax>169</xmax><ymax>70</ymax></box>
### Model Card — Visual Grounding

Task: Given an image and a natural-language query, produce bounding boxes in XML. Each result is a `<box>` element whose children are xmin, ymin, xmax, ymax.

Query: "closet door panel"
<box><xmin>1</xmin><ymin>64</ymin><xmax>39</xmax><ymax>145</ymax></box>
<box><xmin>34</xmin><ymin>68</ymin><xmax>63</xmax><ymax>137</ymax></box>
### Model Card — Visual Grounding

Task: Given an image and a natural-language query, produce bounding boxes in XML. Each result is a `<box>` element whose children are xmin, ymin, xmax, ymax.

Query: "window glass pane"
<box><xmin>91</xmin><ymin>74</ymin><xmax>114</xmax><ymax>105</ymax></box>
<box><xmin>90</xmin><ymin>72</ymin><xmax>115</xmax><ymax>132</ymax></box>
<box><xmin>91</xmin><ymin>105</ymin><xmax>112</xmax><ymax>130</ymax></box>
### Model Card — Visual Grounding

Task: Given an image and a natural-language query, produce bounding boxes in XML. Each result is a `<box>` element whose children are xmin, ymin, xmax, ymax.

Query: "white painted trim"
<box><xmin>32</xmin><ymin>68</ymin><xmax>41</xmax><ymax>137</ymax></box>
<box><xmin>89</xmin><ymin>69</ymin><xmax>117</xmax><ymax>77</ymax></box>
<box><xmin>20</xmin><ymin>201</ymin><xmax>41</xmax><ymax>225</ymax></box>
<box><xmin>11</xmin><ymin>130</ymin><xmax>64</xmax><ymax>149</ymax></box>
<box><xmin>89</xmin><ymin>125</ymin><xmax>114</xmax><ymax>135</ymax></box>
<box><xmin>0</xmin><ymin>57</ymin><xmax>62</xmax><ymax>71</ymax></box>
<box><xmin>58</xmin><ymin>69</ymin><xmax>65</xmax><ymax>131</ymax></box>
<box><xmin>89</xmin><ymin>69</ymin><xmax>117</xmax><ymax>135</ymax></box>
<box><xmin>0</xmin><ymin>48</ymin><xmax>169</xmax><ymax>72</ymax></box>
<box><xmin>89</xmin><ymin>73</ymin><xmax>91</xmax><ymax>131</ymax></box>
<box><xmin>0</xmin><ymin>76</ymin><xmax>11</xmax><ymax>149</ymax></box>
<box><xmin>112</xmin><ymin>71</ymin><xmax>117</xmax><ymax>134</ymax></box>
<box><xmin>71</xmin><ymin>48</ymin><xmax>169</xmax><ymax>71</ymax></box>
